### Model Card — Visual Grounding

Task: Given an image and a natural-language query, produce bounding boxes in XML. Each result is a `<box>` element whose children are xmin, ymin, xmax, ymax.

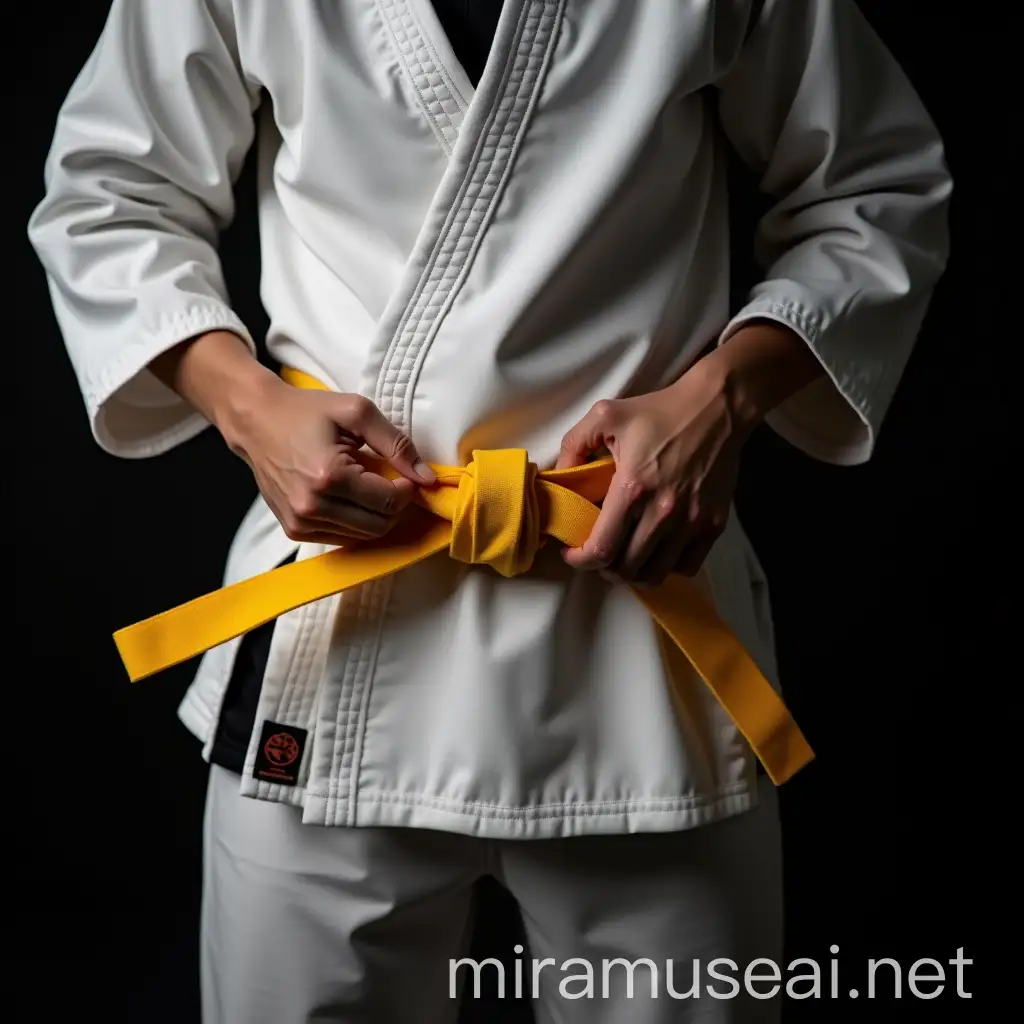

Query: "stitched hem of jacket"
<box><xmin>179</xmin><ymin>680</ymin><xmax>757</xmax><ymax>838</ymax></box>
<box><xmin>299</xmin><ymin>786</ymin><xmax>757</xmax><ymax>838</ymax></box>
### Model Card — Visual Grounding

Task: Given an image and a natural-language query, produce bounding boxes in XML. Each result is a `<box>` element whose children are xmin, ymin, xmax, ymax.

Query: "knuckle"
<box><xmin>654</xmin><ymin>491</ymin><xmax>678</xmax><ymax>520</ymax></box>
<box><xmin>309</xmin><ymin>465</ymin><xmax>334</xmax><ymax>492</ymax></box>
<box><xmin>291</xmin><ymin>492</ymin><xmax>320</xmax><ymax>519</ymax></box>
<box><xmin>617</xmin><ymin>473</ymin><xmax>646</xmax><ymax>504</ymax></box>
<box><xmin>591</xmin><ymin>399</ymin><xmax>617</xmax><ymax>425</ymax></box>
<box><xmin>341</xmin><ymin>393</ymin><xmax>374</xmax><ymax>427</ymax></box>
<box><xmin>689</xmin><ymin>496</ymin><xmax>710</xmax><ymax>524</ymax></box>
<box><xmin>281</xmin><ymin>517</ymin><xmax>305</xmax><ymax>541</ymax></box>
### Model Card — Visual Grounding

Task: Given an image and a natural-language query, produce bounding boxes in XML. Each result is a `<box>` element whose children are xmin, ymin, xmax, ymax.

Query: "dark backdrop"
<box><xmin>14</xmin><ymin>5</ymin><xmax>1010</xmax><ymax>1021</ymax></box>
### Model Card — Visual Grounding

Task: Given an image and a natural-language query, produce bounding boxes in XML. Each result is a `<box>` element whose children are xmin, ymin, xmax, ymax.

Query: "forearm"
<box><xmin>683</xmin><ymin>319</ymin><xmax>825</xmax><ymax>436</ymax></box>
<box><xmin>150</xmin><ymin>330</ymin><xmax>282</xmax><ymax>443</ymax></box>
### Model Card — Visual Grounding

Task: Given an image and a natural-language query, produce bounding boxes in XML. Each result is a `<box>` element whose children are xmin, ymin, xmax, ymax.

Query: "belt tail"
<box><xmin>636</xmin><ymin>577</ymin><xmax>814</xmax><ymax>784</ymax></box>
<box><xmin>113</xmin><ymin>517</ymin><xmax>451</xmax><ymax>682</ymax></box>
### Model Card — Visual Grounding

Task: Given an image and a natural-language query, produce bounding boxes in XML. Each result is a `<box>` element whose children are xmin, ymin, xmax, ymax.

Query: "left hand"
<box><xmin>556</xmin><ymin>359</ymin><xmax>749</xmax><ymax>586</ymax></box>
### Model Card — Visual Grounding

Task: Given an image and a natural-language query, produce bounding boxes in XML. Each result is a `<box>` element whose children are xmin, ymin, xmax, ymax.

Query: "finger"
<box><xmin>278</xmin><ymin>516</ymin><xmax>374</xmax><ymax>546</ymax></box>
<box><xmin>562</xmin><ymin>469</ymin><xmax>645</xmax><ymax>570</ymax></box>
<box><xmin>555</xmin><ymin>399</ymin><xmax>617</xmax><ymax>470</ymax></box>
<box><xmin>609</xmin><ymin>490</ymin><xmax>682</xmax><ymax>582</ymax></box>
<box><xmin>323</xmin><ymin>458</ymin><xmax>417</xmax><ymax>515</ymax></box>
<box><xmin>331</xmin><ymin>394</ymin><xmax>436</xmax><ymax>484</ymax></box>
<box><xmin>631</xmin><ymin>520</ymin><xmax>694</xmax><ymax>589</ymax></box>
<box><xmin>287</xmin><ymin>529</ymin><xmax>368</xmax><ymax>547</ymax></box>
<box><xmin>598</xmin><ymin>502</ymin><xmax>648</xmax><ymax>584</ymax></box>
<box><xmin>308</xmin><ymin>496</ymin><xmax>401</xmax><ymax>539</ymax></box>
<box><xmin>675</xmin><ymin>529</ymin><xmax>720</xmax><ymax>578</ymax></box>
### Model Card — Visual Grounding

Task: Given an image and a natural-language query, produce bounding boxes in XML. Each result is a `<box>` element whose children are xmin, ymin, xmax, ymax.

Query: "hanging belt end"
<box><xmin>762</xmin><ymin>732</ymin><xmax>815</xmax><ymax>786</ymax></box>
<box><xmin>112</xmin><ymin>627</ymin><xmax>155</xmax><ymax>684</ymax></box>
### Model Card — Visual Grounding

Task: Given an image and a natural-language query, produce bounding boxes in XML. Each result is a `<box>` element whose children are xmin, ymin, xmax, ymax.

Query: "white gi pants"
<box><xmin>201</xmin><ymin>766</ymin><xmax>783</xmax><ymax>1023</ymax></box>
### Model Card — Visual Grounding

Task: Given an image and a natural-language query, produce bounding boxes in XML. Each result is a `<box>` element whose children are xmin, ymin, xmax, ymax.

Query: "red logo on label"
<box><xmin>264</xmin><ymin>731</ymin><xmax>300</xmax><ymax>768</ymax></box>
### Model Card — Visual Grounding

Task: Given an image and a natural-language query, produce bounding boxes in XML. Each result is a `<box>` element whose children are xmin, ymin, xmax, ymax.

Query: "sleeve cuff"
<box><xmin>82</xmin><ymin>303</ymin><xmax>256</xmax><ymax>459</ymax></box>
<box><xmin>718</xmin><ymin>294</ymin><xmax>877</xmax><ymax>467</ymax></box>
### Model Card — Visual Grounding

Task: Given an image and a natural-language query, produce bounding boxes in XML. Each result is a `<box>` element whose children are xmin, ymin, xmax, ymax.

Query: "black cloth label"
<box><xmin>252</xmin><ymin>720</ymin><xmax>308</xmax><ymax>786</ymax></box>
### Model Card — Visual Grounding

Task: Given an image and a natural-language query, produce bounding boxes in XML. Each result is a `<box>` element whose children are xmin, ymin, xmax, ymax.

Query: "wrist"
<box><xmin>703</xmin><ymin>350</ymin><xmax>772</xmax><ymax>440</ymax></box>
<box><xmin>694</xmin><ymin>319</ymin><xmax>825</xmax><ymax>433</ymax></box>
<box><xmin>213</xmin><ymin>358</ymin><xmax>286</xmax><ymax>450</ymax></box>
<box><xmin>666</xmin><ymin>348</ymin><xmax>763</xmax><ymax>443</ymax></box>
<box><xmin>150</xmin><ymin>329</ymin><xmax>284</xmax><ymax>444</ymax></box>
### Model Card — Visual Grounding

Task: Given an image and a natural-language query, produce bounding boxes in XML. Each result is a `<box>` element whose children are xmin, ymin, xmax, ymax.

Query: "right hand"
<box><xmin>224</xmin><ymin>377</ymin><xmax>436</xmax><ymax>546</ymax></box>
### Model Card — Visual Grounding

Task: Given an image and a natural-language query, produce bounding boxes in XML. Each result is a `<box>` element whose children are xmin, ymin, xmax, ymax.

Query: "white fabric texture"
<box><xmin>29</xmin><ymin>0</ymin><xmax>951</xmax><ymax>836</ymax></box>
<box><xmin>202</xmin><ymin>763</ymin><xmax>783</xmax><ymax>1024</ymax></box>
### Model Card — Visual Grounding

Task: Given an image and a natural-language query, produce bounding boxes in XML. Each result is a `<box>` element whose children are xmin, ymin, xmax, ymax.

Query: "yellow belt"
<box><xmin>113</xmin><ymin>367</ymin><xmax>814</xmax><ymax>784</ymax></box>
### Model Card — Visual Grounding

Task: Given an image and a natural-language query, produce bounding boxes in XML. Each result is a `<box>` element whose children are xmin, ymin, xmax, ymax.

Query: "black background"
<box><xmin>14</xmin><ymin>4</ymin><xmax>1011</xmax><ymax>1021</ymax></box>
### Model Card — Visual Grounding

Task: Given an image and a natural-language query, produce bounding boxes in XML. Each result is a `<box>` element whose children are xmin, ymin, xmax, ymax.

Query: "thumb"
<box><xmin>332</xmin><ymin>394</ymin><xmax>436</xmax><ymax>485</ymax></box>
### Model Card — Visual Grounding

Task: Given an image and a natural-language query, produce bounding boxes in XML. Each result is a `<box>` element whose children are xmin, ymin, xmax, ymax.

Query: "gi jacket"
<box><xmin>29</xmin><ymin>0</ymin><xmax>951</xmax><ymax>836</ymax></box>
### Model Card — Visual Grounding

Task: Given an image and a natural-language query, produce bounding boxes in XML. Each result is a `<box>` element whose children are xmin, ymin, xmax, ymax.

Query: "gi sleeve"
<box><xmin>27</xmin><ymin>0</ymin><xmax>260</xmax><ymax>458</ymax></box>
<box><xmin>715</xmin><ymin>0</ymin><xmax>952</xmax><ymax>465</ymax></box>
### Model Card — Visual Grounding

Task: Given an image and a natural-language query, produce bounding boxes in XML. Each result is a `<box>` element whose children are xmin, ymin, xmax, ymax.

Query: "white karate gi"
<box><xmin>28</xmin><ymin>1</ymin><xmax>950</xmax><ymax>1020</ymax></box>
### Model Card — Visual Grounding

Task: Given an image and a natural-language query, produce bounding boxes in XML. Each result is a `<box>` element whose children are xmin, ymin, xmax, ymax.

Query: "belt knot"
<box><xmin>448</xmin><ymin>449</ymin><xmax>542</xmax><ymax>577</ymax></box>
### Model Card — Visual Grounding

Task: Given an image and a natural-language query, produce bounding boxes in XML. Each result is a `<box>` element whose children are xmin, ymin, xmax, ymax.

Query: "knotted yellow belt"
<box><xmin>113</xmin><ymin>368</ymin><xmax>814</xmax><ymax>784</ymax></box>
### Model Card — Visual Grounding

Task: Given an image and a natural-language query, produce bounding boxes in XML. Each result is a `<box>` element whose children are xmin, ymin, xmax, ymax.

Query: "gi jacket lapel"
<box><xmin>360</xmin><ymin>0</ymin><xmax>567</xmax><ymax>433</ymax></box>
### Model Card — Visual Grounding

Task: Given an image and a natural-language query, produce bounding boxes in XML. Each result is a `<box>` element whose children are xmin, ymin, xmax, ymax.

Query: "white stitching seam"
<box><xmin>321</xmin><ymin>1</ymin><xmax>566</xmax><ymax>827</ymax></box>
<box><xmin>375</xmin><ymin>0</ymin><xmax>463</xmax><ymax>154</ymax></box>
